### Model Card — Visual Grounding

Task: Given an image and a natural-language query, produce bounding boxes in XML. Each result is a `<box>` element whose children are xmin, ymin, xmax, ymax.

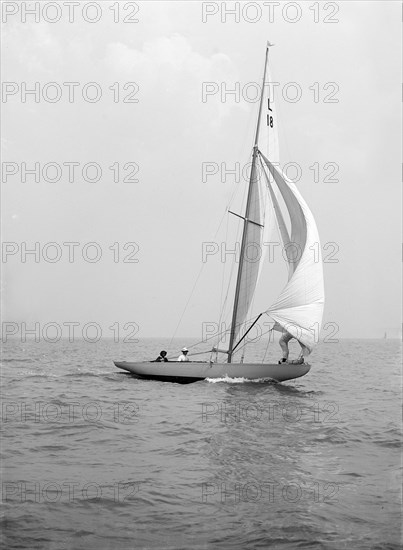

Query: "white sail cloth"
<box><xmin>260</xmin><ymin>152</ymin><xmax>325</xmax><ymax>355</ymax></box>
<box><xmin>231</xmin><ymin>155</ymin><xmax>265</xmax><ymax>346</ymax></box>
<box><xmin>230</xmin><ymin>58</ymin><xmax>280</xmax><ymax>347</ymax></box>
<box><xmin>228</xmin><ymin>45</ymin><xmax>324</xmax><ymax>358</ymax></box>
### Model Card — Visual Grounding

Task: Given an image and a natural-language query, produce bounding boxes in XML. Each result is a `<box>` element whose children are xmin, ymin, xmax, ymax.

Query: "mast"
<box><xmin>227</xmin><ymin>43</ymin><xmax>270</xmax><ymax>363</ymax></box>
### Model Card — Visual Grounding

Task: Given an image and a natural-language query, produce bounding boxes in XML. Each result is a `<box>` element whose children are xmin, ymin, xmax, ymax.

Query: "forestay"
<box><xmin>228</xmin><ymin>45</ymin><xmax>279</xmax><ymax>354</ymax></box>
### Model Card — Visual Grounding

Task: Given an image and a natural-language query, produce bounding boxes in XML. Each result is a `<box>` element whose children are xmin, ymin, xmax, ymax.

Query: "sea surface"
<box><xmin>1</xmin><ymin>338</ymin><xmax>401</xmax><ymax>549</ymax></box>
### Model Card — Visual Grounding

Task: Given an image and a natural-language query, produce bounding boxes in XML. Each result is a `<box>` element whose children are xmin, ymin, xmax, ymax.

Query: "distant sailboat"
<box><xmin>115</xmin><ymin>44</ymin><xmax>325</xmax><ymax>383</ymax></box>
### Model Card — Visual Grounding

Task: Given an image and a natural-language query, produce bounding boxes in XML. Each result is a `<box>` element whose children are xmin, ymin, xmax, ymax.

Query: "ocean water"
<box><xmin>1</xmin><ymin>338</ymin><xmax>401</xmax><ymax>549</ymax></box>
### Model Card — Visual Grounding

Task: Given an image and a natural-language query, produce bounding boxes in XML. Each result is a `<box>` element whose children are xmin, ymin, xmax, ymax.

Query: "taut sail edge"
<box><xmin>258</xmin><ymin>153</ymin><xmax>292</xmax><ymax>276</ymax></box>
<box><xmin>260</xmin><ymin>153</ymin><xmax>325</xmax><ymax>355</ymax></box>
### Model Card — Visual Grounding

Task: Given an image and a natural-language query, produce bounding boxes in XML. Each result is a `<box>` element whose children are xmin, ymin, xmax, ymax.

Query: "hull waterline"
<box><xmin>114</xmin><ymin>361</ymin><xmax>310</xmax><ymax>384</ymax></box>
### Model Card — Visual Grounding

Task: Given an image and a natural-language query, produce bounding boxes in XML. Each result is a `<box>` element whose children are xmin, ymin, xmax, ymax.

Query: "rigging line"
<box><xmin>183</xmin><ymin>323</ymin><xmax>232</xmax><ymax>352</ymax></box>
<box><xmin>211</xmin><ymin>204</ymin><xmax>243</xmax><ymax>355</ymax></box>
<box><xmin>241</xmin><ymin>162</ymin><xmax>269</xmax><ymax>347</ymax></box>
<box><xmin>213</xmin><ymin>203</ymin><xmax>231</xmax><ymax>240</ymax></box>
<box><xmin>187</xmin><ymin>350</ymin><xmax>217</xmax><ymax>357</ymax></box>
<box><xmin>227</xmin><ymin>49</ymin><xmax>269</xmax><ymax>362</ymax></box>
<box><xmin>225</xmin><ymin>145</ymin><xmax>255</xmax><ymax>275</ymax></box>
<box><xmin>233</xmin><ymin>312</ymin><xmax>274</xmax><ymax>352</ymax></box>
<box><xmin>168</xmin><ymin>262</ymin><xmax>205</xmax><ymax>348</ymax></box>
<box><xmin>212</xmin><ymin>147</ymin><xmax>254</xmax><ymax>242</ymax></box>
<box><xmin>219</xmin><ymin>240</ymin><xmax>238</xmax><ymax>326</ymax></box>
<box><xmin>266</xmin><ymin>60</ymin><xmax>283</xmax><ymax>166</ymax></box>
<box><xmin>217</xmin><ymin>209</ymin><xmax>230</xmax><ymax>340</ymax></box>
<box><xmin>217</xmin><ymin>208</ymin><xmax>245</xmax><ymax>348</ymax></box>
<box><xmin>169</xmin><ymin>169</ymin><xmax>246</xmax><ymax>349</ymax></box>
<box><xmin>165</xmin><ymin>351</ymin><xmax>218</xmax><ymax>360</ymax></box>
<box><xmin>173</xmin><ymin>159</ymin><xmax>253</xmax><ymax>354</ymax></box>
<box><xmin>231</xmin><ymin>324</ymin><xmax>274</xmax><ymax>359</ymax></box>
<box><xmin>229</xmin><ymin>155</ymin><xmax>267</xmax><ymax>357</ymax></box>
<box><xmin>231</xmin><ymin>313</ymin><xmax>263</xmax><ymax>354</ymax></box>
<box><xmin>242</xmin><ymin>172</ymin><xmax>265</xmax><ymax>336</ymax></box>
<box><xmin>215</xmin><ymin>146</ymin><xmax>254</xmax><ymax>243</ymax></box>
<box><xmin>226</xmin><ymin>145</ymin><xmax>254</xmax><ymax>212</ymax></box>
<box><xmin>181</xmin><ymin>292</ymin><xmax>274</xmax><ymax>357</ymax></box>
<box><xmin>186</xmin><ymin>309</ymin><xmax>269</xmax><ymax>354</ymax></box>
<box><xmin>221</xmin><ymin>315</ymin><xmax>271</xmax><ymax>360</ymax></box>
<box><xmin>262</xmin><ymin>328</ymin><xmax>274</xmax><ymax>363</ymax></box>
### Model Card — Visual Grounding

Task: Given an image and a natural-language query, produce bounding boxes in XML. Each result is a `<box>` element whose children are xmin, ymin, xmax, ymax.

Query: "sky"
<box><xmin>1</xmin><ymin>1</ymin><xmax>402</xmax><ymax>342</ymax></box>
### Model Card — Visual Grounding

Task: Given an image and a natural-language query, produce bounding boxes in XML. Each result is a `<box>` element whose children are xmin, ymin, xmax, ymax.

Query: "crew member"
<box><xmin>279</xmin><ymin>330</ymin><xmax>304</xmax><ymax>364</ymax></box>
<box><xmin>177</xmin><ymin>347</ymin><xmax>189</xmax><ymax>361</ymax></box>
<box><xmin>155</xmin><ymin>350</ymin><xmax>168</xmax><ymax>362</ymax></box>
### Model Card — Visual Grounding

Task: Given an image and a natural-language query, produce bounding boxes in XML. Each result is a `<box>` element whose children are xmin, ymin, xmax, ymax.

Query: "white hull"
<box><xmin>114</xmin><ymin>360</ymin><xmax>310</xmax><ymax>384</ymax></box>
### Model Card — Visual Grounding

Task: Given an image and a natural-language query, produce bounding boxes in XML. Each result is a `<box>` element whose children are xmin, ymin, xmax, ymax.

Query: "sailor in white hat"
<box><xmin>177</xmin><ymin>347</ymin><xmax>189</xmax><ymax>362</ymax></box>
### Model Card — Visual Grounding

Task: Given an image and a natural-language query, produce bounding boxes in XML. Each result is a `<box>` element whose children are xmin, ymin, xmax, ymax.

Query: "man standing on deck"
<box><xmin>279</xmin><ymin>330</ymin><xmax>304</xmax><ymax>364</ymax></box>
<box><xmin>177</xmin><ymin>347</ymin><xmax>189</xmax><ymax>361</ymax></box>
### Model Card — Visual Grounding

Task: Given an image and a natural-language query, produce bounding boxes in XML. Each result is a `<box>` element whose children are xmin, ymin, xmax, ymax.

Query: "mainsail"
<box><xmin>227</xmin><ymin>43</ymin><xmax>278</xmax><ymax>360</ymax></box>
<box><xmin>228</xmin><ymin>43</ymin><xmax>324</xmax><ymax>360</ymax></box>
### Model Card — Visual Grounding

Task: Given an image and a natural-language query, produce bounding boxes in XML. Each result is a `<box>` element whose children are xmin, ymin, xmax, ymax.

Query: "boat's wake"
<box><xmin>206</xmin><ymin>375</ymin><xmax>277</xmax><ymax>384</ymax></box>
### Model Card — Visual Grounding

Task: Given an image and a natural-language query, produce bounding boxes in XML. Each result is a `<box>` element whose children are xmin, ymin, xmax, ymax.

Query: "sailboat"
<box><xmin>114</xmin><ymin>44</ymin><xmax>325</xmax><ymax>384</ymax></box>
